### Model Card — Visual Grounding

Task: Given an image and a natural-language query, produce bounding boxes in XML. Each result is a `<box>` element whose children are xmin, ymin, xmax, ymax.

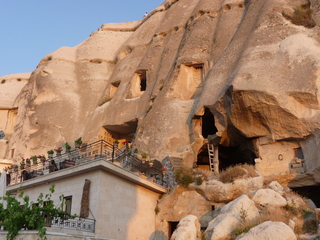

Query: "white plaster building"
<box><xmin>1</xmin><ymin>155</ymin><xmax>167</xmax><ymax>240</ymax></box>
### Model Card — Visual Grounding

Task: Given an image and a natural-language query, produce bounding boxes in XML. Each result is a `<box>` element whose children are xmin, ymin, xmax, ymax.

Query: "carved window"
<box><xmin>168</xmin><ymin>63</ymin><xmax>204</xmax><ymax>100</ymax></box>
<box><xmin>126</xmin><ymin>70</ymin><xmax>147</xmax><ymax>99</ymax></box>
<box><xmin>294</xmin><ymin>147</ymin><xmax>304</xmax><ymax>159</ymax></box>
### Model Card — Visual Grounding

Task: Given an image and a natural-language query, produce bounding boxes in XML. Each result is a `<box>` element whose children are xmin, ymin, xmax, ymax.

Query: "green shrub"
<box><xmin>0</xmin><ymin>185</ymin><xmax>76</xmax><ymax>240</ymax></box>
<box><xmin>155</xmin><ymin>206</ymin><xmax>160</xmax><ymax>215</ymax></box>
<box><xmin>180</xmin><ymin>174</ymin><xmax>193</xmax><ymax>188</ymax></box>
<box><xmin>303</xmin><ymin>219</ymin><xmax>318</xmax><ymax>234</ymax></box>
<box><xmin>195</xmin><ymin>176</ymin><xmax>203</xmax><ymax>185</ymax></box>
<box><xmin>282</xmin><ymin>4</ymin><xmax>315</xmax><ymax>28</ymax></box>
<box><xmin>175</xmin><ymin>167</ymin><xmax>194</xmax><ymax>188</ymax></box>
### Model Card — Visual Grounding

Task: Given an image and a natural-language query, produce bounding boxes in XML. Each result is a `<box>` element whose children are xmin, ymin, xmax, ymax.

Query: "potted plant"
<box><xmin>149</xmin><ymin>160</ymin><xmax>154</xmax><ymax>167</ymax></box>
<box><xmin>54</xmin><ymin>147</ymin><xmax>63</xmax><ymax>156</ymax></box>
<box><xmin>65</xmin><ymin>142</ymin><xmax>71</xmax><ymax>153</ymax></box>
<box><xmin>141</xmin><ymin>153</ymin><xmax>148</xmax><ymax>163</ymax></box>
<box><xmin>75</xmin><ymin>137</ymin><xmax>82</xmax><ymax>148</ymax></box>
<box><xmin>161</xmin><ymin>167</ymin><xmax>167</xmax><ymax>175</ymax></box>
<box><xmin>20</xmin><ymin>159</ymin><xmax>26</xmax><ymax>170</ymax></box>
<box><xmin>124</xmin><ymin>142</ymin><xmax>130</xmax><ymax>149</ymax></box>
<box><xmin>133</xmin><ymin>148</ymin><xmax>138</xmax><ymax>156</ymax></box>
<box><xmin>13</xmin><ymin>164</ymin><xmax>18</xmax><ymax>172</ymax></box>
<box><xmin>113</xmin><ymin>139</ymin><xmax>119</xmax><ymax>148</ymax></box>
<box><xmin>26</xmin><ymin>158</ymin><xmax>31</xmax><ymax>167</ymax></box>
<box><xmin>47</xmin><ymin>149</ymin><xmax>54</xmax><ymax>158</ymax></box>
<box><xmin>38</xmin><ymin>155</ymin><xmax>46</xmax><ymax>164</ymax></box>
<box><xmin>31</xmin><ymin>155</ymin><xmax>38</xmax><ymax>165</ymax></box>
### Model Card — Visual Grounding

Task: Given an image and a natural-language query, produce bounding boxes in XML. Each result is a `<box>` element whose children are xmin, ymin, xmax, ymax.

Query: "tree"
<box><xmin>0</xmin><ymin>185</ymin><xmax>76</xmax><ymax>240</ymax></box>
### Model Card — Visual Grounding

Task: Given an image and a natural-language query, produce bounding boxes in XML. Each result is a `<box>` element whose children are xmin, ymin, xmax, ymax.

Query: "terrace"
<box><xmin>6</xmin><ymin>140</ymin><xmax>166</xmax><ymax>187</ymax></box>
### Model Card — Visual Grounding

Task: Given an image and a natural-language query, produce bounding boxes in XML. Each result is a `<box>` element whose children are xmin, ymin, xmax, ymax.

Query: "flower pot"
<box><xmin>48</xmin><ymin>154</ymin><xmax>53</xmax><ymax>158</ymax></box>
<box><xmin>33</xmin><ymin>161</ymin><xmax>37</xmax><ymax>166</ymax></box>
<box><xmin>26</xmin><ymin>163</ymin><xmax>31</xmax><ymax>168</ymax></box>
<box><xmin>20</xmin><ymin>165</ymin><xmax>25</xmax><ymax>170</ymax></box>
<box><xmin>162</xmin><ymin>170</ymin><xmax>166</xmax><ymax>175</ymax></box>
<box><xmin>149</xmin><ymin>162</ymin><xmax>154</xmax><ymax>167</ymax></box>
<box><xmin>56</xmin><ymin>152</ymin><xmax>61</xmax><ymax>157</ymax></box>
<box><xmin>14</xmin><ymin>168</ymin><xmax>18</xmax><ymax>172</ymax></box>
<box><xmin>142</xmin><ymin>159</ymin><xmax>146</xmax><ymax>164</ymax></box>
<box><xmin>40</xmin><ymin>157</ymin><xmax>46</xmax><ymax>163</ymax></box>
<box><xmin>66</xmin><ymin>149</ymin><xmax>71</xmax><ymax>153</ymax></box>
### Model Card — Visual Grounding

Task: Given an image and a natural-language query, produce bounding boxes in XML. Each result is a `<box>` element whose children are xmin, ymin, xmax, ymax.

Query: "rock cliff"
<box><xmin>2</xmin><ymin>0</ymin><xmax>320</xmax><ymax>178</ymax></box>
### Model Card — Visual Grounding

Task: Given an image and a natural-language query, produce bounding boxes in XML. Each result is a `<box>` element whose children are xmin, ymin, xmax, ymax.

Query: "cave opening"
<box><xmin>168</xmin><ymin>221</ymin><xmax>179</xmax><ymax>240</ymax></box>
<box><xmin>102</xmin><ymin>119</ymin><xmax>138</xmax><ymax>144</ymax></box>
<box><xmin>137</xmin><ymin>69</ymin><xmax>147</xmax><ymax>91</ymax></box>
<box><xmin>291</xmin><ymin>186</ymin><xmax>320</xmax><ymax>207</ymax></box>
<box><xmin>196</xmin><ymin>108</ymin><xmax>256</xmax><ymax>172</ymax></box>
<box><xmin>202</xmin><ymin>107</ymin><xmax>218</xmax><ymax>138</ymax></box>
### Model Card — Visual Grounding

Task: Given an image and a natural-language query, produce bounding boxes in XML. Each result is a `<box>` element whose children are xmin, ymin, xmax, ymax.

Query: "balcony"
<box><xmin>7</xmin><ymin>140</ymin><xmax>166</xmax><ymax>187</ymax></box>
<box><xmin>47</xmin><ymin>217</ymin><xmax>96</xmax><ymax>233</ymax></box>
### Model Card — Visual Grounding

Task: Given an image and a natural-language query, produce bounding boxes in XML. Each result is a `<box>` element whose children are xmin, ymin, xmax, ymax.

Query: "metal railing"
<box><xmin>49</xmin><ymin>217</ymin><xmax>95</xmax><ymax>233</ymax></box>
<box><xmin>7</xmin><ymin>140</ymin><xmax>165</xmax><ymax>187</ymax></box>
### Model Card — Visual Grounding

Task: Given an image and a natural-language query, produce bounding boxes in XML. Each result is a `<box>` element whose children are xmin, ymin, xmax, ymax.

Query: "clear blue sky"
<box><xmin>0</xmin><ymin>0</ymin><xmax>164</xmax><ymax>77</ymax></box>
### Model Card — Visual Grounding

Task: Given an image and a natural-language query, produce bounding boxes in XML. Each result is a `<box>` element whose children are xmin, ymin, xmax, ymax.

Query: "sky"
<box><xmin>0</xmin><ymin>0</ymin><xmax>164</xmax><ymax>77</ymax></box>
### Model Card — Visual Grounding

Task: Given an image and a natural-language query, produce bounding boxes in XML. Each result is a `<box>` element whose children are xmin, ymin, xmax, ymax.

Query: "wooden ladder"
<box><xmin>207</xmin><ymin>143</ymin><xmax>215</xmax><ymax>172</ymax></box>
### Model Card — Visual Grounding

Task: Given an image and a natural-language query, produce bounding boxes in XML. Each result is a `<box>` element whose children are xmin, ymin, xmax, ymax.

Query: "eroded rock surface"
<box><xmin>2</xmin><ymin>0</ymin><xmax>320</xmax><ymax>180</ymax></box>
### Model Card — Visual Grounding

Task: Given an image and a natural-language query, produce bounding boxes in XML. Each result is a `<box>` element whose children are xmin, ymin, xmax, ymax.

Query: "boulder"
<box><xmin>267</xmin><ymin>181</ymin><xmax>284</xmax><ymax>195</ymax></box>
<box><xmin>206</xmin><ymin>194</ymin><xmax>259</xmax><ymax>240</ymax></box>
<box><xmin>195</xmin><ymin>175</ymin><xmax>263</xmax><ymax>203</ymax></box>
<box><xmin>307</xmin><ymin>199</ymin><xmax>317</xmax><ymax>210</ymax></box>
<box><xmin>235</xmin><ymin>221</ymin><xmax>296</xmax><ymax>240</ymax></box>
<box><xmin>171</xmin><ymin>215</ymin><xmax>200</xmax><ymax>240</ymax></box>
<box><xmin>252</xmin><ymin>189</ymin><xmax>287</xmax><ymax>207</ymax></box>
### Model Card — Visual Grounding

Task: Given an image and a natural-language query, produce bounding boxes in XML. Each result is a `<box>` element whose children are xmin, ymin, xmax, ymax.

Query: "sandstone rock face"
<box><xmin>0</xmin><ymin>73</ymin><xmax>30</xmax><ymax>160</ymax></box>
<box><xmin>235</xmin><ymin>221</ymin><xmax>297</xmax><ymax>240</ymax></box>
<box><xmin>0</xmin><ymin>73</ymin><xmax>30</xmax><ymax>109</ymax></box>
<box><xmin>171</xmin><ymin>215</ymin><xmax>201</xmax><ymax>240</ymax></box>
<box><xmin>252</xmin><ymin>189</ymin><xmax>287</xmax><ymax>207</ymax></box>
<box><xmin>3</xmin><ymin>0</ymin><xmax>320</xmax><ymax>180</ymax></box>
<box><xmin>206</xmin><ymin>194</ymin><xmax>259</xmax><ymax>240</ymax></box>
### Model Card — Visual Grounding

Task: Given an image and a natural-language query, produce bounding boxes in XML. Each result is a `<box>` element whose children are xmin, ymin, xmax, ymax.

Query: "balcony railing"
<box><xmin>49</xmin><ymin>217</ymin><xmax>95</xmax><ymax>233</ymax></box>
<box><xmin>7</xmin><ymin>140</ymin><xmax>165</xmax><ymax>187</ymax></box>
